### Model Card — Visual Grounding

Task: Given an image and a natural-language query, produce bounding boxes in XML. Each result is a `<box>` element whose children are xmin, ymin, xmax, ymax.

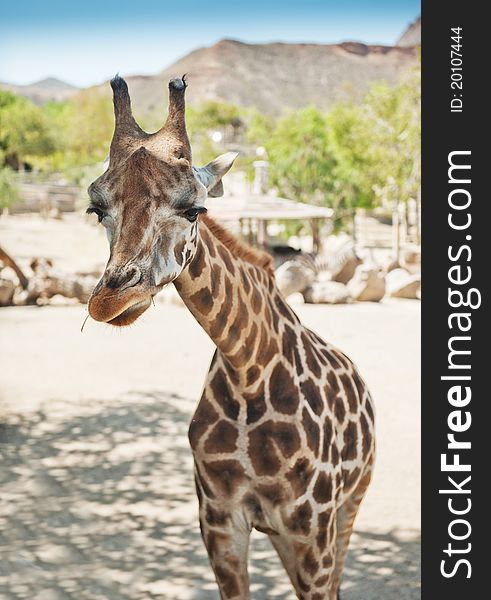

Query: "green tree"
<box><xmin>265</xmin><ymin>106</ymin><xmax>337</xmax><ymax>204</ymax></box>
<box><xmin>0</xmin><ymin>91</ymin><xmax>58</xmax><ymax>170</ymax></box>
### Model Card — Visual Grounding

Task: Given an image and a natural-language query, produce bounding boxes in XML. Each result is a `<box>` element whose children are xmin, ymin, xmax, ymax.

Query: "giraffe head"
<box><xmin>87</xmin><ymin>75</ymin><xmax>237</xmax><ymax>326</ymax></box>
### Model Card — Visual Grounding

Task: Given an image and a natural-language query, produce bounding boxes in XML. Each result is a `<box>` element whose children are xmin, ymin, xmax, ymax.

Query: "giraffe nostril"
<box><xmin>106</xmin><ymin>264</ymin><xmax>142</xmax><ymax>290</ymax></box>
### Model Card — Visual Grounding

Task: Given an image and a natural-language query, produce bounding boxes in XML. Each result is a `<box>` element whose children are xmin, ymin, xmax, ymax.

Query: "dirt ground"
<box><xmin>0</xmin><ymin>215</ymin><xmax>420</xmax><ymax>599</ymax></box>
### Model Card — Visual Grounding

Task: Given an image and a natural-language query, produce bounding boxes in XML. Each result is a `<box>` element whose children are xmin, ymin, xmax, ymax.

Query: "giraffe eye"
<box><xmin>183</xmin><ymin>207</ymin><xmax>207</xmax><ymax>222</ymax></box>
<box><xmin>86</xmin><ymin>206</ymin><xmax>105</xmax><ymax>223</ymax></box>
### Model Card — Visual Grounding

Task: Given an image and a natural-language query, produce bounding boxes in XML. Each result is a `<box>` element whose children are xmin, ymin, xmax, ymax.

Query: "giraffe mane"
<box><xmin>201</xmin><ymin>214</ymin><xmax>274</xmax><ymax>275</ymax></box>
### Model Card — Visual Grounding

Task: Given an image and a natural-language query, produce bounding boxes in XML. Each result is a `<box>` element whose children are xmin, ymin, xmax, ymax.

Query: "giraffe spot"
<box><xmin>220</xmin><ymin>295</ymin><xmax>247</xmax><ymax>354</ymax></box>
<box><xmin>365</xmin><ymin>395</ymin><xmax>375</xmax><ymax>422</ymax></box>
<box><xmin>256</xmin><ymin>483</ymin><xmax>284</xmax><ymax>506</ymax></box>
<box><xmin>316</xmin><ymin>510</ymin><xmax>331</xmax><ymax>552</ymax></box>
<box><xmin>286</xmin><ymin>458</ymin><xmax>315</xmax><ymax>498</ymax></box>
<box><xmin>270</xmin><ymin>299</ymin><xmax>280</xmax><ymax>333</ymax></box>
<box><xmin>215</xmin><ymin>565</ymin><xmax>240</xmax><ymax>597</ymax></box>
<box><xmin>246</xmin><ymin>365</ymin><xmax>260</xmax><ymax>387</ymax></box>
<box><xmin>342</xmin><ymin>467</ymin><xmax>361</xmax><ymax>491</ymax></box>
<box><xmin>189</xmin><ymin>287</ymin><xmax>213</xmax><ymax>315</ymax></box>
<box><xmin>206</xmin><ymin>530</ymin><xmax>230</xmax><ymax>557</ymax></box>
<box><xmin>188</xmin><ymin>242</ymin><xmax>206</xmax><ymax>279</ymax></box>
<box><xmin>302</xmin><ymin>547</ymin><xmax>319</xmax><ymax>577</ymax></box>
<box><xmin>229</xmin><ymin>321</ymin><xmax>258</xmax><ymax>366</ymax></box>
<box><xmin>204</xmin><ymin>420</ymin><xmax>238</xmax><ymax>454</ymax></box>
<box><xmin>340</xmin><ymin>372</ymin><xmax>359</xmax><ymax>414</ymax></box>
<box><xmin>269</xmin><ymin>363</ymin><xmax>299</xmax><ymax>414</ymax></box>
<box><xmin>209</xmin><ymin>298</ymin><xmax>229</xmax><ymax>339</ymax></box>
<box><xmin>173</xmin><ymin>238</ymin><xmax>186</xmax><ymax>266</ymax></box>
<box><xmin>300</xmin><ymin>379</ymin><xmax>324</xmax><ymax>416</ymax></box>
<box><xmin>302</xmin><ymin>408</ymin><xmax>320</xmax><ymax>457</ymax></box>
<box><xmin>201</xmin><ymin>228</ymin><xmax>216</xmax><ymax>258</ymax></box>
<box><xmin>205</xmin><ymin>504</ymin><xmax>229</xmax><ymax>526</ymax></box>
<box><xmin>359</xmin><ymin>412</ymin><xmax>372</xmax><ymax>459</ymax></box>
<box><xmin>341</xmin><ymin>421</ymin><xmax>358</xmax><ymax>461</ymax></box>
<box><xmin>312</xmin><ymin>593</ymin><xmax>324</xmax><ymax>600</ymax></box>
<box><xmin>352</xmin><ymin>370</ymin><xmax>366</xmax><ymax>401</ymax></box>
<box><xmin>313</xmin><ymin>472</ymin><xmax>333</xmax><ymax>504</ymax></box>
<box><xmin>297</xmin><ymin>572</ymin><xmax>311</xmax><ymax>593</ymax></box>
<box><xmin>242</xmin><ymin>271</ymin><xmax>251</xmax><ymax>295</ymax></box>
<box><xmin>326</xmin><ymin>370</ymin><xmax>341</xmax><ymax>396</ymax></box>
<box><xmin>195</xmin><ymin>463</ymin><xmax>215</xmax><ymax>499</ymax></box>
<box><xmin>217</xmin><ymin>244</ymin><xmax>236</xmax><ymax>275</ymax></box>
<box><xmin>333</xmin><ymin>395</ymin><xmax>346</xmax><ymax>424</ymax></box>
<box><xmin>244</xmin><ymin>382</ymin><xmax>267</xmax><ymax>424</ymax></box>
<box><xmin>301</xmin><ymin>333</ymin><xmax>322</xmax><ymax>379</ymax></box>
<box><xmin>281</xmin><ymin>323</ymin><xmax>297</xmax><ymax>366</ymax></box>
<box><xmin>322</xmin><ymin>553</ymin><xmax>333</xmax><ymax>568</ymax></box>
<box><xmin>331</xmin><ymin>444</ymin><xmax>340</xmax><ymax>466</ymax></box>
<box><xmin>324</xmin><ymin>349</ymin><xmax>343</xmax><ymax>371</ymax></box>
<box><xmin>274</xmin><ymin>294</ymin><xmax>295</xmax><ymax>323</ymax></box>
<box><xmin>321</xmin><ymin>419</ymin><xmax>334</xmax><ymax>462</ymax></box>
<box><xmin>210</xmin><ymin>369</ymin><xmax>240</xmax><ymax>420</ymax></box>
<box><xmin>251</xmin><ymin>286</ymin><xmax>263</xmax><ymax>313</ymax></box>
<box><xmin>248</xmin><ymin>421</ymin><xmax>301</xmax><ymax>476</ymax></box>
<box><xmin>210</xmin><ymin>263</ymin><xmax>222</xmax><ymax>297</ymax></box>
<box><xmin>256</xmin><ymin>327</ymin><xmax>279</xmax><ymax>366</ymax></box>
<box><xmin>224</xmin><ymin>358</ymin><xmax>240</xmax><ymax>386</ymax></box>
<box><xmin>203</xmin><ymin>459</ymin><xmax>246</xmax><ymax>497</ymax></box>
<box><xmin>188</xmin><ymin>395</ymin><xmax>219</xmax><ymax>451</ymax></box>
<box><xmin>307</xmin><ymin>332</ymin><xmax>328</xmax><ymax>366</ymax></box>
<box><xmin>332</xmin><ymin>349</ymin><xmax>351</xmax><ymax>370</ymax></box>
<box><xmin>287</xmin><ymin>500</ymin><xmax>313</xmax><ymax>535</ymax></box>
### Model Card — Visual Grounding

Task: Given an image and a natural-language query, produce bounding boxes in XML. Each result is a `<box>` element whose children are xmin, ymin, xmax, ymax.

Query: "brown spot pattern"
<box><xmin>340</xmin><ymin>372</ymin><xmax>359</xmax><ymax>414</ymax></box>
<box><xmin>342</xmin><ymin>421</ymin><xmax>358</xmax><ymax>461</ymax></box>
<box><xmin>248</xmin><ymin>420</ymin><xmax>301</xmax><ymax>476</ymax></box>
<box><xmin>287</xmin><ymin>500</ymin><xmax>313</xmax><ymax>535</ymax></box>
<box><xmin>203</xmin><ymin>459</ymin><xmax>245</xmax><ymax>497</ymax></box>
<box><xmin>286</xmin><ymin>458</ymin><xmax>315</xmax><ymax>498</ymax></box>
<box><xmin>188</xmin><ymin>395</ymin><xmax>219</xmax><ymax>450</ymax></box>
<box><xmin>302</xmin><ymin>408</ymin><xmax>320</xmax><ymax>456</ymax></box>
<box><xmin>244</xmin><ymin>382</ymin><xmax>267</xmax><ymax>425</ymax></box>
<box><xmin>204</xmin><ymin>420</ymin><xmax>238</xmax><ymax>454</ymax></box>
<box><xmin>300</xmin><ymin>379</ymin><xmax>324</xmax><ymax>416</ymax></box>
<box><xmin>210</xmin><ymin>369</ymin><xmax>240</xmax><ymax>420</ymax></box>
<box><xmin>313</xmin><ymin>472</ymin><xmax>333</xmax><ymax>504</ymax></box>
<box><xmin>269</xmin><ymin>363</ymin><xmax>299</xmax><ymax>415</ymax></box>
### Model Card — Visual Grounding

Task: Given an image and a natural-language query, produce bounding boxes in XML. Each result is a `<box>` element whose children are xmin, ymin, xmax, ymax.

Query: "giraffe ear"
<box><xmin>193</xmin><ymin>152</ymin><xmax>238</xmax><ymax>198</ymax></box>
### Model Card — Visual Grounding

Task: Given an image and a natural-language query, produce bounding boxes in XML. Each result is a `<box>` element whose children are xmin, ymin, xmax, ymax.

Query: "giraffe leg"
<box><xmin>269</xmin><ymin>529</ymin><xmax>338</xmax><ymax>600</ymax></box>
<box><xmin>330</xmin><ymin>466</ymin><xmax>373</xmax><ymax>596</ymax></box>
<box><xmin>199</xmin><ymin>503</ymin><xmax>251</xmax><ymax>600</ymax></box>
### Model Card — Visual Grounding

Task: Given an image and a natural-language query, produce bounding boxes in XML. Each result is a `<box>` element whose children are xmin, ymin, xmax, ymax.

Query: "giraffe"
<box><xmin>87</xmin><ymin>75</ymin><xmax>375</xmax><ymax>600</ymax></box>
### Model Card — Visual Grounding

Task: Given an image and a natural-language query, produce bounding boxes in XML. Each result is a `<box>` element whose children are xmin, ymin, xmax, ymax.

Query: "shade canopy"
<box><xmin>206</xmin><ymin>194</ymin><xmax>333</xmax><ymax>222</ymax></box>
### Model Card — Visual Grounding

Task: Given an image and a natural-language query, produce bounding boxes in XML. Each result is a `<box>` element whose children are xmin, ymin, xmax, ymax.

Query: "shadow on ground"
<box><xmin>0</xmin><ymin>392</ymin><xmax>420</xmax><ymax>599</ymax></box>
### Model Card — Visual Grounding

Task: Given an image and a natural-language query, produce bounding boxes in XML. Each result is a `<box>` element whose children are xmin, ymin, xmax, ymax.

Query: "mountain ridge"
<box><xmin>1</xmin><ymin>18</ymin><xmax>420</xmax><ymax>113</ymax></box>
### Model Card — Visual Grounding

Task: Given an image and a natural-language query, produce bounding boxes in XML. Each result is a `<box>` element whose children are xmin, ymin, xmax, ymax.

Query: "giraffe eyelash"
<box><xmin>86</xmin><ymin>205</ymin><xmax>106</xmax><ymax>223</ymax></box>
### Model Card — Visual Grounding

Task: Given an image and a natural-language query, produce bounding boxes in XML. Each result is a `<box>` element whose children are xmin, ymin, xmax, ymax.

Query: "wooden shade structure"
<box><xmin>206</xmin><ymin>194</ymin><xmax>334</xmax><ymax>253</ymax></box>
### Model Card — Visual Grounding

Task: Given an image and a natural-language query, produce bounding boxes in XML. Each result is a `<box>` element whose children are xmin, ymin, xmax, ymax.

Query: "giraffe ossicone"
<box><xmin>87</xmin><ymin>75</ymin><xmax>375</xmax><ymax>600</ymax></box>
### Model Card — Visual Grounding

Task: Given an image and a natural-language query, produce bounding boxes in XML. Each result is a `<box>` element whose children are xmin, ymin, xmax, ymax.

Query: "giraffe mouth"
<box><xmin>107</xmin><ymin>297</ymin><xmax>152</xmax><ymax>327</ymax></box>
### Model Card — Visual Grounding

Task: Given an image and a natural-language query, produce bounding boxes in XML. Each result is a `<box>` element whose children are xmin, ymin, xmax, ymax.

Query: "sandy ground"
<box><xmin>0</xmin><ymin>215</ymin><xmax>420</xmax><ymax>599</ymax></box>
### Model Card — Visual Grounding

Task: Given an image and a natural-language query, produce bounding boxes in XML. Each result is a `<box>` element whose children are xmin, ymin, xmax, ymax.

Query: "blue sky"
<box><xmin>0</xmin><ymin>0</ymin><xmax>420</xmax><ymax>87</ymax></box>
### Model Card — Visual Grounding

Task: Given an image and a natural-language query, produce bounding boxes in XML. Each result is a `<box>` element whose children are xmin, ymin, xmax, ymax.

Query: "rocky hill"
<box><xmin>0</xmin><ymin>77</ymin><xmax>78</xmax><ymax>104</ymax></box>
<box><xmin>397</xmin><ymin>16</ymin><xmax>421</xmax><ymax>47</ymax></box>
<box><xmin>2</xmin><ymin>20</ymin><xmax>419</xmax><ymax>115</ymax></box>
<box><xmin>123</xmin><ymin>38</ymin><xmax>416</xmax><ymax>116</ymax></box>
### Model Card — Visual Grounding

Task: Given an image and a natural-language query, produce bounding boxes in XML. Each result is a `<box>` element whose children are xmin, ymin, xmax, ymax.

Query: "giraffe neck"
<box><xmin>174</xmin><ymin>215</ymin><xmax>299</xmax><ymax>385</ymax></box>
